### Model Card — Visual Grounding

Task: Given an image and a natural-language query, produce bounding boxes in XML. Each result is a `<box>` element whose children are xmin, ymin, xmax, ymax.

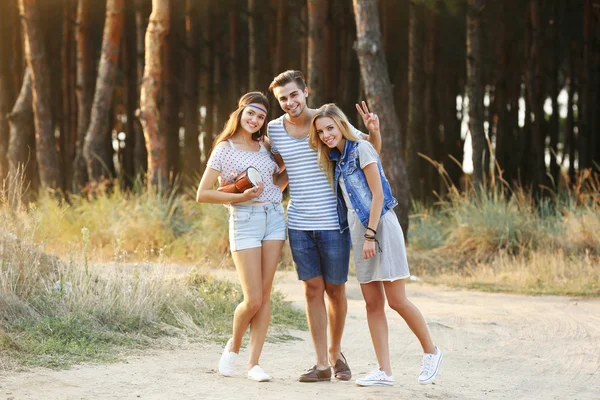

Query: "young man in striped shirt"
<box><xmin>267</xmin><ymin>70</ymin><xmax>381</xmax><ymax>382</ymax></box>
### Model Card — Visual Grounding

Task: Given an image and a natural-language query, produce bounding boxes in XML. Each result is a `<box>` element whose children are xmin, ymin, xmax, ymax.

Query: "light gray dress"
<box><xmin>339</xmin><ymin>142</ymin><xmax>410</xmax><ymax>284</ymax></box>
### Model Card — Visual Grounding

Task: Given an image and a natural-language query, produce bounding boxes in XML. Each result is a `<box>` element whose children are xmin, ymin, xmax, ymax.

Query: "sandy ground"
<box><xmin>1</xmin><ymin>266</ymin><xmax>599</xmax><ymax>400</ymax></box>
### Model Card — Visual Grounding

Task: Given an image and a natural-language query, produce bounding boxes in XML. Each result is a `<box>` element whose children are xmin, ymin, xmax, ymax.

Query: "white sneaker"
<box><xmin>418</xmin><ymin>346</ymin><xmax>443</xmax><ymax>385</ymax></box>
<box><xmin>355</xmin><ymin>369</ymin><xmax>394</xmax><ymax>387</ymax></box>
<box><xmin>218</xmin><ymin>338</ymin><xmax>238</xmax><ymax>377</ymax></box>
<box><xmin>247</xmin><ymin>365</ymin><xmax>271</xmax><ymax>382</ymax></box>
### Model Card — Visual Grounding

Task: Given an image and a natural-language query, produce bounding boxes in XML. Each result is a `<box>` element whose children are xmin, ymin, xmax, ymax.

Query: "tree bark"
<box><xmin>352</xmin><ymin>0</ymin><xmax>410</xmax><ymax>235</ymax></box>
<box><xmin>139</xmin><ymin>0</ymin><xmax>170</xmax><ymax>191</ymax></box>
<box><xmin>548</xmin><ymin>0</ymin><xmax>560</xmax><ymax>188</ymax></box>
<box><xmin>19</xmin><ymin>0</ymin><xmax>61</xmax><ymax>190</ymax></box>
<box><xmin>525</xmin><ymin>0</ymin><xmax>546</xmax><ymax>193</ymax></box>
<box><xmin>199</xmin><ymin>1</ymin><xmax>213</xmax><ymax>174</ymax></box>
<box><xmin>407</xmin><ymin>1</ymin><xmax>427</xmax><ymax>201</ymax></box>
<box><xmin>134</xmin><ymin>0</ymin><xmax>150</xmax><ymax>177</ymax></box>
<box><xmin>160</xmin><ymin>1</ymin><xmax>180</xmax><ymax>186</ymax></box>
<box><xmin>466</xmin><ymin>0</ymin><xmax>487</xmax><ymax>188</ymax></box>
<box><xmin>274</xmin><ymin>0</ymin><xmax>287</xmax><ymax>75</ymax></box>
<box><xmin>307</xmin><ymin>0</ymin><xmax>328</xmax><ymax>107</ymax></box>
<box><xmin>73</xmin><ymin>0</ymin><xmax>95</xmax><ymax>192</ymax></box>
<box><xmin>8</xmin><ymin>68</ymin><xmax>39</xmax><ymax>190</ymax></box>
<box><xmin>83</xmin><ymin>0</ymin><xmax>124</xmax><ymax>188</ymax></box>
<box><xmin>121</xmin><ymin>0</ymin><xmax>137</xmax><ymax>188</ymax></box>
<box><xmin>0</xmin><ymin>0</ymin><xmax>16</xmax><ymax>182</ymax></box>
<box><xmin>183</xmin><ymin>0</ymin><xmax>201</xmax><ymax>185</ymax></box>
<box><xmin>60</xmin><ymin>0</ymin><xmax>77</xmax><ymax>191</ymax></box>
<box><xmin>248</xmin><ymin>0</ymin><xmax>269</xmax><ymax>91</ymax></box>
<box><xmin>228</xmin><ymin>6</ymin><xmax>240</xmax><ymax>105</ymax></box>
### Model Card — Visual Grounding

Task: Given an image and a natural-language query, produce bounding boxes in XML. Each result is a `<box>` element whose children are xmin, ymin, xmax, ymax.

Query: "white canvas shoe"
<box><xmin>418</xmin><ymin>346</ymin><xmax>443</xmax><ymax>385</ymax></box>
<box><xmin>247</xmin><ymin>365</ymin><xmax>271</xmax><ymax>382</ymax></box>
<box><xmin>355</xmin><ymin>369</ymin><xmax>394</xmax><ymax>387</ymax></box>
<box><xmin>218</xmin><ymin>338</ymin><xmax>237</xmax><ymax>377</ymax></box>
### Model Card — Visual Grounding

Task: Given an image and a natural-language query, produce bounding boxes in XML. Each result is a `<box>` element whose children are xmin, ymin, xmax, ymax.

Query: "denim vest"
<box><xmin>330</xmin><ymin>140</ymin><xmax>398</xmax><ymax>232</ymax></box>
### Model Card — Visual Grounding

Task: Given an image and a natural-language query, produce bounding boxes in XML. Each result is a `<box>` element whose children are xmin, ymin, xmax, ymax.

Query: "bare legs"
<box><xmin>360</xmin><ymin>279</ymin><xmax>435</xmax><ymax>376</ymax></box>
<box><xmin>230</xmin><ymin>240</ymin><xmax>285</xmax><ymax>370</ymax></box>
<box><xmin>303</xmin><ymin>277</ymin><xmax>347</xmax><ymax>369</ymax></box>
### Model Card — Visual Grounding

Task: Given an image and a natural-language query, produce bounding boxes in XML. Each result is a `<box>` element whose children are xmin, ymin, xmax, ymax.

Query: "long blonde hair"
<box><xmin>308</xmin><ymin>103</ymin><xmax>358</xmax><ymax>187</ymax></box>
<box><xmin>212</xmin><ymin>91</ymin><xmax>269</xmax><ymax>151</ymax></box>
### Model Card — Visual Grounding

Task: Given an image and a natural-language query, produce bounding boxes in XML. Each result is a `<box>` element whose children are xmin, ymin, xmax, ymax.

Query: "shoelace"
<box><xmin>421</xmin><ymin>355</ymin><xmax>434</xmax><ymax>375</ymax></box>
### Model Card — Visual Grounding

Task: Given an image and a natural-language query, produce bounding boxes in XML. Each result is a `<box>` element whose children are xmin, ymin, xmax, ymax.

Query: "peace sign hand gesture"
<box><xmin>356</xmin><ymin>101</ymin><xmax>380</xmax><ymax>134</ymax></box>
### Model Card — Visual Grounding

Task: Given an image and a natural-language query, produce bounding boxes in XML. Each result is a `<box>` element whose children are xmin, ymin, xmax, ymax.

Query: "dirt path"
<box><xmin>1</xmin><ymin>268</ymin><xmax>599</xmax><ymax>400</ymax></box>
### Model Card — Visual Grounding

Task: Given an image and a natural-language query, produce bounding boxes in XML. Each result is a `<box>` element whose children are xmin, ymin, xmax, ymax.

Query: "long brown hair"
<box><xmin>212</xmin><ymin>91</ymin><xmax>270</xmax><ymax>151</ymax></box>
<box><xmin>308</xmin><ymin>103</ymin><xmax>358</xmax><ymax>187</ymax></box>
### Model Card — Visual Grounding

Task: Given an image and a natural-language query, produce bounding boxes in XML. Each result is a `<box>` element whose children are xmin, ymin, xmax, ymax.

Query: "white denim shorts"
<box><xmin>228</xmin><ymin>203</ymin><xmax>287</xmax><ymax>252</ymax></box>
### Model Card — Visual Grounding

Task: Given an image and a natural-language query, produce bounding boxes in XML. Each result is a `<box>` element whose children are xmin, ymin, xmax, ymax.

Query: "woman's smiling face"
<box><xmin>239</xmin><ymin>104</ymin><xmax>267</xmax><ymax>134</ymax></box>
<box><xmin>315</xmin><ymin>116</ymin><xmax>344</xmax><ymax>151</ymax></box>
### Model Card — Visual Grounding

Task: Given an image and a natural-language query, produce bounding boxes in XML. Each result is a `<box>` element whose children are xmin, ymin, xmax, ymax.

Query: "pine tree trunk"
<box><xmin>525</xmin><ymin>0</ymin><xmax>546</xmax><ymax>193</ymax></box>
<box><xmin>248</xmin><ymin>0</ymin><xmax>269</xmax><ymax>91</ymax></box>
<box><xmin>228</xmin><ymin>6</ymin><xmax>240</xmax><ymax>105</ymax></box>
<box><xmin>307</xmin><ymin>0</ymin><xmax>328</xmax><ymax>107</ymax></box>
<box><xmin>407</xmin><ymin>1</ymin><xmax>426</xmax><ymax>201</ymax></box>
<box><xmin>183</xmin><ymin>0</ymin><xmax>200</xmax><ymax>185</ymax></box>
<box><xmin>83</xmin><ymin>0</ymin><xmax>124</xmax><ymax>188</ymax></box>
<box><xmin>0</xmin><ymin>0</ymin><xmax>15</xmax><ymax>181</ymax></box>
<box><xmin>160</xmin><ymin>2</ymin><xmax>179</xmax><ymax>186</ymax></box>
<box><xmin>19</xmin><ymin>0</ymin><xmax>61</xmax><ymax>190</ymax></box>
<box><xmin>352</xmin><ymin>0</ymin><xmax>410</xmax><ymax>235</ymax></box>
<box><xmin>467</xmin><ymin>0</ymin><xmax>487</xmax><ymax>188</ymax></box>
<box><xmin>122</xmin><ymin>0</ymin><xmax>137</xmax><ymax>188</ymax></box>
<box><xmin>8</xmin><ymin>68</ymin><xmax>39</xmax><ymax>190</ymax></box>
<box><xmin>11</xmin><ymin>1</ymin><xmax>24</xmax><ymax>99</ymax></box>
<box><xmin>73</xmin><ymin>0</ymin><xmax>95</xmax><ymax>191</ymax></box>
<box><xmin>548</xmin><ymin>0</ymin><xmax>560</xmax><ymax>188</ymax></box>
<box><xmin>274</xmin><ymin>1</ymin><xmax>287</xmax><ymax>75</ymax></box>
<box><xmin>134</xmin><ymin>0</ymin><xmax>150</xmax><ymax>176</ymax></box>
<box><xmin>139</xmin><ymin>0</ymin><xmax>170</xmax><ymax>191</ymax></box>
<box><xmin>60</xmin><ymin>0</ymin><xmax>77</xmax><ymax>191</ymax></box>
<box><xmin>199</xmin><ymin>1</ymin><xmax>213</xmax><ymax>174</ymax></box>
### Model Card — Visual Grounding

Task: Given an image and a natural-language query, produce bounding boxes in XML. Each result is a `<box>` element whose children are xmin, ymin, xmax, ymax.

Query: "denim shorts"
<box><xmin>228</xmin><ymin>203</ymin><xmax>287</xmax><ymax>252</ymax></box>
<box><xmin>288</xmin><ymin>229</ymin><xmax>351</xmax><ymax>285</ymax></box>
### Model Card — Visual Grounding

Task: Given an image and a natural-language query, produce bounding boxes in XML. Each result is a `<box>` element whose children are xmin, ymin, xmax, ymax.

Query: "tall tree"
<box><xmin>352</xmin><ymin>0</ymin><xmax>411</xmax><ymax>234</ymax></box>
<box><xmin>72</xmin><ymin>0</ymin><xmax>95</xmax><ymax>191</ymax></box>
<box><xmin>19</xmin><ymin>0</ymin><xmax>61</xmax><ymax>190</ymax></box>
<box><xmin>61</xmin><ymin>0</ymin><xmax>77</xmax><ymax>191</ymax></box>
<box><xmin>134</xmin><ymin>0</ymin><xmax>150</xmax><ymax>176</ymax></box>
<box><xmin>307</xmin><ymin>0</ymin><xmax>328</xmax><ymax>107</ymax></box>
<box><xmin>0</xmin><ymin>0</ymin><xmax>16</xmax><ymax>181</ymax></box>
<box><xmin>139</xmin><ymin>0</ymin><xmax>170</xmax><ymax>191</ymax></box>
<box><xmin>7</xmin><ymin>68</ymin><xmax>39</xmax><ymax>191</ymax></box>
<box><xmin>466</xmin><ymin>0</ymin><xmax>487</xmax><ymax>188</ymax></box>
<box><xmin>548</xmin><ymin>0</ymin><xmax>561</xmax><ymax>187</ymax></box>
<box><xmin>407</xmin><ymin>0</ymin><xmax>427</xmax><ymax>201</ymax></box>
<box><xmin>199</xmin><ymin>1</ymin><xmax>213</xmax><ymax>174</ymax></box>
<box><xmin>122</xmin><ymin>0</ymin><xmax>138</xmax><ymax>187</ymax></box>
<box><xmin>524</xmin><ymin>0</ymin><xmax>546</xmax><ymax>193</ymax></box>
<box><xmin>248</xmin><ymin>0</ymin><xmax>269</xmax><ymax>91</ymax></box>
<box><xmin>182</xmin><ymin>0</ymin><xmax>201</xmax><ymax>185</ymax></box>
<box><xmin>83</xmin><ymin>0</ymin><xmax>124</xmax><ymax>187</ymax></box>
<box><xmin>160</xmin><ymin>0</ymin><xmax>180</xmax><ymax>185</ymax></box>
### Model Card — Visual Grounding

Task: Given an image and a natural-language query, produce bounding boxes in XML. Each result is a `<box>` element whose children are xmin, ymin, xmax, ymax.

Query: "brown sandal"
<box><xmin>298</xmin><ymin>365</ymin><xmax>332</xmax><ymax>382</ymax></box>
<box><xmin>333</xmin><ymin>353</ymin><xmax>352</xmax><ymax>381</ymax></box>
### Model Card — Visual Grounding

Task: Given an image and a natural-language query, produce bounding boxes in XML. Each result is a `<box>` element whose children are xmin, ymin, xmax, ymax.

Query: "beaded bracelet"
<box><xmin>364</xmin><ymin>233</ymin><xmax>382</xmax><ymax>253</ymax></box>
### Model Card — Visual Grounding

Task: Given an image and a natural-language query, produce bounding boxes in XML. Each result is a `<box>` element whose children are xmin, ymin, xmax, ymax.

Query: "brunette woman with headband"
<box><xmin>196</xmin><ymin>92</ymin><xmax>288</xmax><ymax>382</ymax></box>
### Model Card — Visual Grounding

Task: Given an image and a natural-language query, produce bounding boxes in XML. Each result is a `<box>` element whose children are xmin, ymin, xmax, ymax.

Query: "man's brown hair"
<box><xmin>268</xmin><ymin>70</ymin><xmax>307</xmax><ymax>93</ymax></box>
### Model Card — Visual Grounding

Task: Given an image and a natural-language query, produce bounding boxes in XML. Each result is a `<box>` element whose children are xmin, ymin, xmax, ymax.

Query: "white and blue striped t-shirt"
<box><xmin>267</xmin><ymin>115</ymin><xmax>361</xmax><ymax>231</ymax></box>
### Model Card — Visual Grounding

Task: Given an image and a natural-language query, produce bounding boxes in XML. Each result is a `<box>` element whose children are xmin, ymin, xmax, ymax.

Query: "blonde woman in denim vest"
<box><xmin>308</xmin><ymin>104</ymin><xmax>443</xmax><ymax>387</ymax></box>
<box><xmin>196</xmin><ymin>92</ymin><xmax>288</xmax><ymax>382</ymax></box>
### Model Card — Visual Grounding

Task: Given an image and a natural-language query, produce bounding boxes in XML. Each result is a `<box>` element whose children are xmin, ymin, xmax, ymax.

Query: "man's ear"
<box><xmin>304</xmin><ymin>87</ymin><xmax>309</xmax><ymax>97</ymax></box>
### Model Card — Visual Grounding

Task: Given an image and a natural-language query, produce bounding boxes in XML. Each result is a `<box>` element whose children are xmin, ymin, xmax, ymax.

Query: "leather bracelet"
<box><xmin>366</xmin><ymin>227</ymin><xmax>377</xmax><ymax>235</ymax></box>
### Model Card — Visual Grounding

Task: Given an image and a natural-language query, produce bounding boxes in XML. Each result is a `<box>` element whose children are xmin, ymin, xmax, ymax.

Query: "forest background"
<box><xmin>0</xmin><ymin>0</ymin><xmax>599</xmax><ymax>370</ymax></box>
